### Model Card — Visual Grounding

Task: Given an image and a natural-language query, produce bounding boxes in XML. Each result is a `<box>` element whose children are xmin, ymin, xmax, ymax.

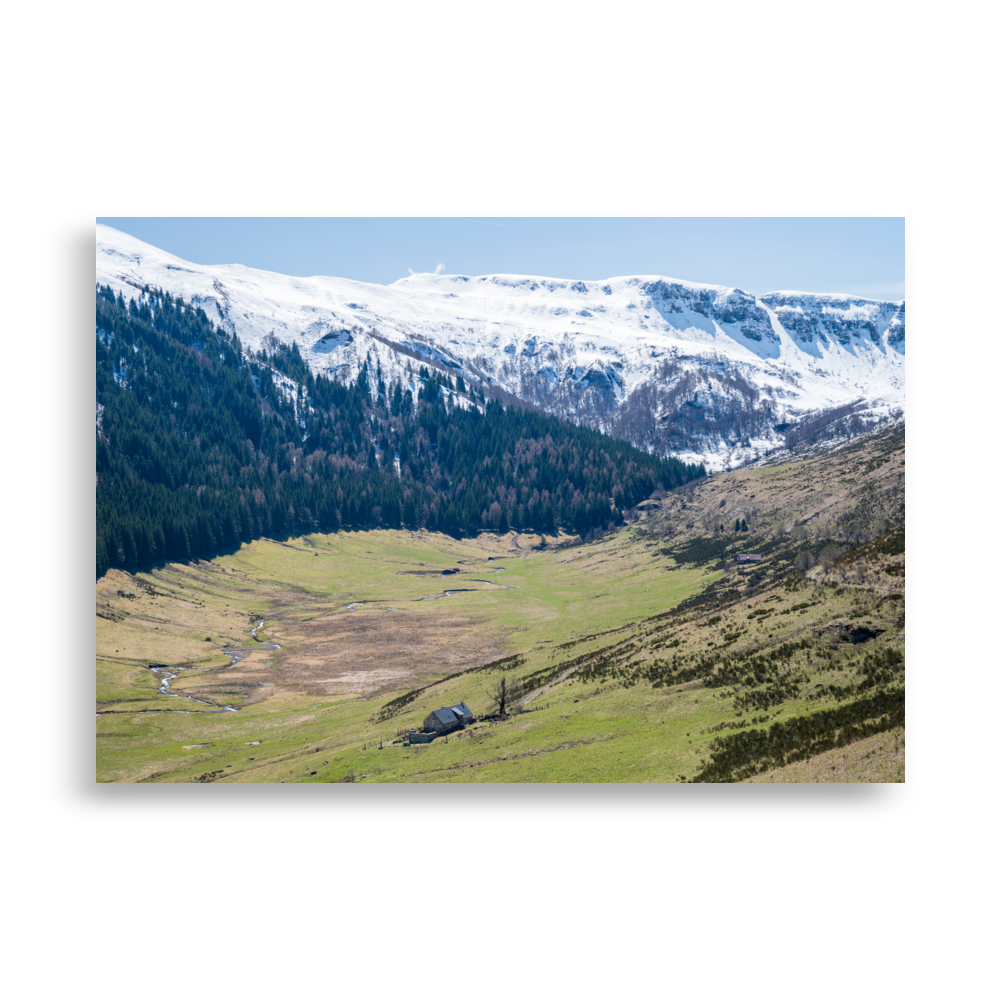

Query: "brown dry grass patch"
<box><xmin>265</xmin><ymin>606</ymin><xmax>509</xmax><ymax>697</ymax></box>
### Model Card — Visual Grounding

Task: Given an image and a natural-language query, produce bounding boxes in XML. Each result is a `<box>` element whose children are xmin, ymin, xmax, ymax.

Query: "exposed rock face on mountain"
<box><xmin>760</xmin><ymin>291</ymin><xmax>905</xmax><ymax>353</ymax></box>
<box><xmin>96</xmin><ymin>225</ymin><xmax>904</xmax><ymax>469</ymax></box>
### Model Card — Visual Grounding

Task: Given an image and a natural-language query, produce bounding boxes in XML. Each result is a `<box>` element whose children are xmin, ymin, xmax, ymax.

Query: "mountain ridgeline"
<box><xmin>96</xmin><ymin>286</ymin><xmax>704</xmax><ymax>577</ymax></box>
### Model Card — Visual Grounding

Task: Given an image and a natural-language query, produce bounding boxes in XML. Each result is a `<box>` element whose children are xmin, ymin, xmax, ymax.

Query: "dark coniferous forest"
<box><xmin>96</xmin><ymin>285</ymin><xmax>704</xmax><ymax>578</ymax></box>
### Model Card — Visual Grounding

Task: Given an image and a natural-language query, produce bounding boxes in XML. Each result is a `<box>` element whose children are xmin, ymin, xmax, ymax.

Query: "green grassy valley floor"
<box><xmin>96</xmin><ymin>427</ymin><xmax>905</xmax><ymax>783</ymax></box>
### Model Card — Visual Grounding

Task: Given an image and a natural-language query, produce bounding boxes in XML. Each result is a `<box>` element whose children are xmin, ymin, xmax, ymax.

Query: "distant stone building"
<box><xmin>736</xmin><ymin>553</ymin><xmax>763</xmax><ymax>564</ymax></box>
<box><xmin>408</xmin><ymin>702</ymin><xmax>475</xmax><ymax>743</ymax></box>
<box><xmin>423</xmin><ymin>702</ymin><xmax>474</xmax><ymax>733</ymax></box>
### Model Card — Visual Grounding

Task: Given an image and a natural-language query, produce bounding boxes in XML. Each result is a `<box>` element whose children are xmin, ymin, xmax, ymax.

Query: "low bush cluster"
<box><xmin>692</xmin><ymin>688</ymin><xmax>905</xmax><ymax>782</ymax></box>
<box><xmin>821</xmin><ymin>647</ymin><xmax>904</xmax><ymax>702</ymax></box>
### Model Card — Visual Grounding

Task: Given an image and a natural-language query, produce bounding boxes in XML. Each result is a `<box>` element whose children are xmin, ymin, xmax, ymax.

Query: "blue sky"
<box><xmin>96</xmin><ymin>218</ymin><xmax>905</xmax><ymax>300</ymax></box>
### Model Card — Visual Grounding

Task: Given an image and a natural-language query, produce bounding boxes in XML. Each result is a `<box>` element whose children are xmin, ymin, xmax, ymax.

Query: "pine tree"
<box><xmin>403</xmin><ymin>495</ymin><xmax>417</xmax><ymax>529</ymax></box>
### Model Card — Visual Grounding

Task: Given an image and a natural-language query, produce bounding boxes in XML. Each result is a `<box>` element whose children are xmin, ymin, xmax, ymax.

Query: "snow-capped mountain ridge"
<box><xmin>96</xmin><ymin>225</ymin><xmax>904</xmax><ymax>469</ymax></box>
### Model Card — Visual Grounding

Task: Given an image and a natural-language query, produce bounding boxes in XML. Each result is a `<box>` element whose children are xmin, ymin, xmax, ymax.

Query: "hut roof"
<box><xmin>428</xmin><ymin>702</ymin><xmax>474</xmax><ymax>727</ymax></box>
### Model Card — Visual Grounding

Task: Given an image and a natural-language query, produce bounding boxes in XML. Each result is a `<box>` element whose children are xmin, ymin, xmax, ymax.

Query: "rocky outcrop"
<box><xmin>761</xmin><ymin>291</ymin><xmax>904</xmax><ymax>351</ymax></box>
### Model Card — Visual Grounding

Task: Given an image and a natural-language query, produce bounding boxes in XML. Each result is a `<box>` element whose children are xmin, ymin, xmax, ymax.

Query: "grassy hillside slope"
<box><xmin>96</xmin><ymin>425</ymin><xmax>904</xmax><ymax>783</ymax></box>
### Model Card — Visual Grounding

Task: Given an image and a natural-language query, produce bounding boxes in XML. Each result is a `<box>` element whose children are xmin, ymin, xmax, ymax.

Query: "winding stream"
<box><xmin>250</xmin><ymin>619</ymin><xmax>281</xmax><ymax>650</ymax></box>
<box><xmin>142</xmin><ymin>619</ymin><xmax>282</xmax><ymax>713</ymax></box>
<box><xmin>97</xmin><ymin>661</ymin><xmax>244</xmax><ymax>717</ymax></box>
<box><xmin>147</xmin><ymin>665</ymin><xmax>238</xmax><ymax>711</ymax></box>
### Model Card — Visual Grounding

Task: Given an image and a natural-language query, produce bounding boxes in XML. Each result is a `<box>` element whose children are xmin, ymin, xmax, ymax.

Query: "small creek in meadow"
<box><xmin>107</xmin><ymin>585</ymin><xmax>511</xmax><ymax>719</ymax></box>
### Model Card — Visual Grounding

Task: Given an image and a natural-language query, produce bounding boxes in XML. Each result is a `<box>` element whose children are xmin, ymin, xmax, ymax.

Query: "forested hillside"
<box><xmin>96</xmin><ymin>286</ymin><xmax>703</xmax><ymax>577</ymax></box>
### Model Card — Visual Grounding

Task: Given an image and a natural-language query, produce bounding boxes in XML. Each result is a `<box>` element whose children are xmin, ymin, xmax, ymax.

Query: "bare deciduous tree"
<box><xmin>490</xmin><ymin>675</ymin><xmax>525</xmax><ymax>719</ymax></box>
<box><xmin>488</xmin><ymin>501</ymin><xmax>503</xmax><ymax>531</ymax></box>
<box><xmin>818</xmin><ymin>544</ymin><xmax>843</xmax><ymax>569</ymax></box>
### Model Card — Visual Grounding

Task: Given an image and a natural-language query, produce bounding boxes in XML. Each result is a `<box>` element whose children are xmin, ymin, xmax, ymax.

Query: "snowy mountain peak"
<box><xmin>96</xmin><ymin>225</ymin><xmax>904</xmax><ymax>470</ymax></box>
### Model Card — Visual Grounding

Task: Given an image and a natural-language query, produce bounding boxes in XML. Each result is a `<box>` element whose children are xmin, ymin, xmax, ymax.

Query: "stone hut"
<box><xmin>422</xmin><ymin>701</ymin><xmax>475</xmax><ymax>734</ymax></box>
<box><xmin>408</xmin><ymin>702</ymin><xmax>475</xmax><ymax>744</ymax></box>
